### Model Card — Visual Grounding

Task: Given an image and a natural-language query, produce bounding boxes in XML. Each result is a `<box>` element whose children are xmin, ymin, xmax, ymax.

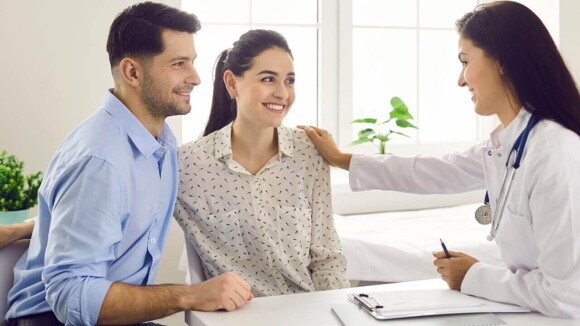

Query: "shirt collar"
<box><xmin>101</xmin><ymin>90</ymin><xmax>176</xmax><ymax>158</ymax></box>
<box><xmin>493</xmin><ymin>108</ymin><xmax>531</xmax><ymax>149</ymax></box>
<box><xmin>214</xmin><ymin>122</ymin><xmax>294</xmax><ymax>160</ymax></box>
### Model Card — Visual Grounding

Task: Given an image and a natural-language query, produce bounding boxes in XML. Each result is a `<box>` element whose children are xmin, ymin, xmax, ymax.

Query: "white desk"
<box><xmin>186</xmin><ymin>278</ymin><xmax>580</xmax><ymax>326</ymax></box>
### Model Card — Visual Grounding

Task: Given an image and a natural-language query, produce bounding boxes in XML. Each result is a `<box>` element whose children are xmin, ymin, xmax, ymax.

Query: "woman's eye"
<box><xmin>262</xmin><ymin>77</ymin><xmax>274</xmax><ymax>82</ymax></box>
<box><xmin>174</xmin><ymin>62</ymin><xmax>185</xmax><ymax>67</ymax></box>
<box><xmin>286</xmin><ymin>78</ymin><xmax>295</xmax><ymax>85</ymax></box>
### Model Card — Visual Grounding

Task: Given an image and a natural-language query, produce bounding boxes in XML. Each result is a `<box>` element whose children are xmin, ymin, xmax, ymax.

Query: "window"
<box><xmin>181</xmin><ymin>0</ymin><xmax>559</xmax><ymax>156</ymax></box>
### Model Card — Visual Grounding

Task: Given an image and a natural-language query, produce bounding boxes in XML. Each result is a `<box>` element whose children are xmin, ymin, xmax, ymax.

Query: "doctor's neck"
<box><xmin>496</xmin><ymin>94</ymin><xmax>523</xmax><ymax>128</ymax></box>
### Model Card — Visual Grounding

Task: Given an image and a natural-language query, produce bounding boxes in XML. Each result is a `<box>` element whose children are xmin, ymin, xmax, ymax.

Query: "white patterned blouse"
<box><xmin>174</xmin><ymin>122</ymin><xmax>350</xmax><ymax>296</ymax></box>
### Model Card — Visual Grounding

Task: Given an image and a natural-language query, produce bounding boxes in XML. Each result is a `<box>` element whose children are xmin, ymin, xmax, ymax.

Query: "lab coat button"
<box><xmin>488</xmin><ymin>150</ymin><xmax>492</xmax><ymax>156</ymax></box>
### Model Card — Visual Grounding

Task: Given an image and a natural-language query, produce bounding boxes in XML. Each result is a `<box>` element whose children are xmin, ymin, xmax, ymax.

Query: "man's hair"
<box><xmin>106</xmin><ymin>1</ymin><xmax>201</xmax><ymax>67</ymax></box>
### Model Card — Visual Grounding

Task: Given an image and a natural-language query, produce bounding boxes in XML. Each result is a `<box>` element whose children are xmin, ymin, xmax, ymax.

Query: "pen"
<box><xmin>440</xmin><ymin>238</ymin><xmax>451</xmax><ymax>258</ymax></box>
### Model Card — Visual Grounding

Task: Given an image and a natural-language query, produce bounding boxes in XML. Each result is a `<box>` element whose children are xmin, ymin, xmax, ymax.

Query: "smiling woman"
<box><xmin>174</xmin><ymin>29</ymin><xmax>350</xmax><ymax>297</ymax></box>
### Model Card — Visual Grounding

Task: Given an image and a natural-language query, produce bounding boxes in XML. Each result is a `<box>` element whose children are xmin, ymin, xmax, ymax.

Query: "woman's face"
<box><xmin>228</xmin><ymin>47</ymin><xmax>295</xmax><ymax>129</ymax></box>
<box><xmin>457</xmin><ymin>37</ymin><xmax>511</xmax><ymax>119</ymax></box>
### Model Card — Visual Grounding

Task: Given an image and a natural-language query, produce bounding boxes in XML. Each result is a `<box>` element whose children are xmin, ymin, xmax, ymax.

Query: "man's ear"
<box><xmin>223</xmin><ymin>70</ymin><xmax>237</xmax><ymax>98</ymax></box>
<box><xmin>118</xmin><ymin>58</ymin><xmax>142</xmax><ymax>87</ymax></box>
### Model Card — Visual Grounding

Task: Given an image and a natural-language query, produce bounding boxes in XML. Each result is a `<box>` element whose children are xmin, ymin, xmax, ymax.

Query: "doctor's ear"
<box><xmin>223</xmin><ymin>70</ymin><xmax>238</xmax><ymax>99</ymax></box>
<box><xmin>118</xmin><ymin>58</ymin><xmax>142</xmax><ymax>86</ymax></box>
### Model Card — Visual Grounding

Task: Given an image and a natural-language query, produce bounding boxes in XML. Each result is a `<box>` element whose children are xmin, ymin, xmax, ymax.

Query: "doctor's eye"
<box><xmin>261</xmin><ymin>76</ymin><xmax>274</xmax><ymax>83</ymax></box>
<box><xmin>173</xmin><ymin>61</ymin><xmax>185</xmax><ymax>68</ymax></box>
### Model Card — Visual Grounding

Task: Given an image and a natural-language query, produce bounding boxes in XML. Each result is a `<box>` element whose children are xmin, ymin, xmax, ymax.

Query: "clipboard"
<box><xmin>339</xmin><ymin>289</ymin><xmax>529</xmax><ymax>321</ymax></box>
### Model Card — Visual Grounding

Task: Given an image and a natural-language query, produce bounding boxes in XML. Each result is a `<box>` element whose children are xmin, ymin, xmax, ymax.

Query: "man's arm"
<box><xmin>98</xmin><ymin>272</ymin><xmax>253</xmax><ymax>325</ymax></box>
<box><xmin>0</xmin><ymin>220</ymin><xmax>34</xmax><ymax>249</ymax></box>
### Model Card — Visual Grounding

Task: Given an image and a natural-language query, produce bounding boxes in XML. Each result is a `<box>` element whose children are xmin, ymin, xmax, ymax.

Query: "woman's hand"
<box><xmin>297</xmin><ymin>125</ymin><xmax>352</xmax><ymax>170</ymax></box>
<box><xmin>0</xmin><ymin>221</ymin><xmax>35</xmax><ymax>249</ymax></box>
<box><xmin>433</xmin><ymin>251</ymin><xmax>479</xmax><ymax>290</ymax></box>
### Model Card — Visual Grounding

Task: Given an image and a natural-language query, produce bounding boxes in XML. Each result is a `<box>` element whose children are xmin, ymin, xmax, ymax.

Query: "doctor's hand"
<box><xmin>188</xmin><ymin>272</ymin><xmax>254</xmax><ymax>312</ymax></box>
<box><xmin>297</xmin><ymin>125</ymin><xmax>352</xmax><ymax>170</ymax></box>
<box><xmin>433</xmin><ymin>251</ymin><xmax>479</xmax><ymax>291</ymax></box>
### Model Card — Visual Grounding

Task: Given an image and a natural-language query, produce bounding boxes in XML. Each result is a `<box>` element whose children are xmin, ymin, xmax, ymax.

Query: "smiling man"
<box><xmin>5</xmin><ymin>2</ymin><xmax>252</xmax><ymax>326</ymax></box>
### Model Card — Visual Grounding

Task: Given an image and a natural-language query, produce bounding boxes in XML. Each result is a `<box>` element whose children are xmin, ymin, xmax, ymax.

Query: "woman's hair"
<box><xmin>203</xmin><ymin>29</ymin><xmax>293</xmax><ymax>136</ymax></box>
<box><xmin>456</xmin><ymin>1</ymin><xmax>580</xmax><ymax>135</ymax></box>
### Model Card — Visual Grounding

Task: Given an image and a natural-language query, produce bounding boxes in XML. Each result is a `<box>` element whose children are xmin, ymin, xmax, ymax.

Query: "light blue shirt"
<box><xmin>6</xmin><ymin>90</ymin><xmax>178</xmax><ymax>325</ymax></box>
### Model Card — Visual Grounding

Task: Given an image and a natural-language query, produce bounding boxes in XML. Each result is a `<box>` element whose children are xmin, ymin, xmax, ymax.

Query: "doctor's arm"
<box><xmin>0</xmin><ymin>220</ymin><xmax>34</xmax><ymax>249</ymax></box>
<box><xmin>308</xmin><ymin>156</ymin><xmax>350</xmax><ymax>290</ymax></box>
<box><xmin>460</xmin><ymin>147</ymin><xmax>580</xmax><ymax>318</ymax></box>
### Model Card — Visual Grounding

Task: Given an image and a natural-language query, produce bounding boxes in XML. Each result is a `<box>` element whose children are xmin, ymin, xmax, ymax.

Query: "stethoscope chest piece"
<box><xmin>475</xmin><ymin>205</ymin><xmax>492</xmax><ymax>225</ymax></box>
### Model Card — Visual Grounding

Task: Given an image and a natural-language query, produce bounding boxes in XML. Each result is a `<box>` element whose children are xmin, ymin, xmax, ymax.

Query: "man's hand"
<box><xmin>297</xmin><ymin>125</ymin><xmax>352</xmax><ymax>170</ymax></box>
<box><xmin>188</xmin><ymin>272</ymin><xmax>254</xmax><ymax>312</ymax></box>
<box><xmin>433</xmin><ymin>251</ymin><xmax>479</xmax><ymax>290</ymax></box>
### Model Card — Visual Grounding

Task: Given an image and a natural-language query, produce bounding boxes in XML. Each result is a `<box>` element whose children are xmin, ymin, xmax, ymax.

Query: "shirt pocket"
<box><xmin>275</xmin><ymin>206</ymin><xmax>312</xmax><ymax>260</ymax></box>
<box><xmin>203</xmin><ymin>209</ymin><xmax>249</xmax><ymax>261</ymax></box>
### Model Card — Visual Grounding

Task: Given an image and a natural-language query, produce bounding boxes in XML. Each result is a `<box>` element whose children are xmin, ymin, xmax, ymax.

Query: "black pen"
<box><xmin>440</xmin><ymin>238</ymin><xmax>451</xmax><ymax>258</ymax></box>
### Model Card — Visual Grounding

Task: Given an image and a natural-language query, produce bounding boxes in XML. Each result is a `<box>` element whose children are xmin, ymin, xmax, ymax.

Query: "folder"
<box><xmin>331</xmin><ymin>289</ymin><xmax>529</xmax><ymax>324</ymax></box>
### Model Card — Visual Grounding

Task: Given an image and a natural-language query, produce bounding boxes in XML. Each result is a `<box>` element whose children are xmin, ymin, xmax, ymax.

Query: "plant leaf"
<box><xmin>357</xmin><ymin>128</ymin><xmax>376</xmax><ymax>138</ymax></box>
<box><xmin>389</xmin><ymin>130</ymin><xmax>411</xmax><ymax>138</ymax></box>
<box><xmin>389</xmin><ymin>97</ymin><xmax>414</xmax><ymax>119</ymax></box>
<box><xmin>375</xmin><ymin>135</ymin><xmax>389</xmax><ymax>142</ymax></box>
<box><xmin>352</xmin><ymin>118</ymin><xmax>377</xmax><ymax>124</ymax></box>
<box><xmin>395</xmin><ymin>119</ymin><xmax>418</xmax><ymax>129</ymax></box>
<box><xmin>350</xmin><ymin>138</ymin><xmax>374</xmax><ymax>145</ymax></box>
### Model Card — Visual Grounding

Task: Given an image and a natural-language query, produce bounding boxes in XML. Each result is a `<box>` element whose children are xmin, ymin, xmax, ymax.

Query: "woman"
<box><xmin>301</xmin><ymin>1</ymin><xmax>580</xmax><ymax>318</ymax></box>
<box><xmin>174</xmin><ymin>29</ymin><xmax>350</xmax><ymax>297</ymax></box>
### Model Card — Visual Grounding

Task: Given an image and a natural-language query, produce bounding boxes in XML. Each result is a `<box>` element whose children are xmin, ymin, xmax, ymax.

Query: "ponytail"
<box><xmin>203</xmin><ymin>50</ymin><xmax>237</xmax><ymax>136</ymax></box>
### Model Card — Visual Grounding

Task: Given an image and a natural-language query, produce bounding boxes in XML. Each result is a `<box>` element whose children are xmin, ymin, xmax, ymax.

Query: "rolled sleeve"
<box><xmin>42</xmin><ymin>157</ymin><xmax>124</xmax><ymax>325</ymax></box>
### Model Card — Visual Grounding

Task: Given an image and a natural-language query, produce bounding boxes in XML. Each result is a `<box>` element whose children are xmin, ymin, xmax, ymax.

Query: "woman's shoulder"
<box><xmin>178</xmin><ymin>133</ymin><xmax>215</xmax><ymax>160</ymax></box>
<box><xmin>280</xmin><ymin>125</ymin><xmax>318</xmax><ymax>153</ymax></box>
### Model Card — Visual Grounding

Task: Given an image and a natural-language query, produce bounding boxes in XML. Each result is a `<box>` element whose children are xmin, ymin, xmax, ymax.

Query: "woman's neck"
<box><xmin>231</xmin><ymin>119</ymin><xmax>278</xmax><ymax>175</ymax></box>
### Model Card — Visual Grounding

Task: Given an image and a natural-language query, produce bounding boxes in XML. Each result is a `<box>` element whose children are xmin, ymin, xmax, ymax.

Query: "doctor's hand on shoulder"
<box><xmin>297</xmin><ymin>125</ymin><xmax>352</xmax><ymax>170</ymax></box>
<box><xmin>433</xmin><ymin>251</ymin><xmax>479</xmax><ymax>291</ymax></box>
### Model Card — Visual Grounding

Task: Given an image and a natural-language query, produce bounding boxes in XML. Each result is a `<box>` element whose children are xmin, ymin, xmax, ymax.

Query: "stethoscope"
<box><xmin>475</xmin><ymin>114</ymin><xmax>540</xmax><ymax>241</ymax></box>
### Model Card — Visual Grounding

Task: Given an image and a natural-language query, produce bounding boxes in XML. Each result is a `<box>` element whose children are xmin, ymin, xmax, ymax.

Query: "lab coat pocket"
<box><xmin>203</xmin><ymin>209</ymin><xmax>249</xmax><ymax>260</ymax></box>
<box><xmin>499</xmin><ymin>204</ymin><xmax>536</xmax><ymax>265</ymax></box>
<box><xmin>275</xmin><ymin>206</ymin><xmax>312</xmax><ymax>261</ymax></box>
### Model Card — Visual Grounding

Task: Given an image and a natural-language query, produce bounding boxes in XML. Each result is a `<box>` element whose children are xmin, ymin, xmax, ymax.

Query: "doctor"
<box><xmin>300</xmin><ymin>1</ymin><xmax>580</xmax><ymax>319</ymax></box>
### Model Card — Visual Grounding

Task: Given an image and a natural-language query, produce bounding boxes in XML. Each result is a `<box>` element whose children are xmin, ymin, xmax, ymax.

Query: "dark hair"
<box><xmin>203</xmin><ymin>29</ymin><xmax>293</xmax><ymax>136</ymax></box>
<box><xmin>456</xmin><ymin>1</ymin><xmax>580</xmax><ymax>135</ymax></box>
<box><xmin>106</xmin><ymin>1</ymin><xmax>201</xmax><ymax>67</ymax></box>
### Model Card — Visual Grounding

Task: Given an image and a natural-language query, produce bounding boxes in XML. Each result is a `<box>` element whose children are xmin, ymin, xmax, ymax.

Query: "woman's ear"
<box><xmin>223</xmin><ymin>70</ymin><xmax>238</xmax><ymax>99</ymax></box>
<box><xmin>118</xmin><ymin>57</ymin><xmax>142</xmax><ymax>87</ymax></box>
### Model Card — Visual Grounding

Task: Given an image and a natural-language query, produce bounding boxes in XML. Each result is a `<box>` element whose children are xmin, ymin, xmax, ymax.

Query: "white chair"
<box><xmin>183</xmin><ymin>233</ymin><xmax>206</xmax><ymax>326</ymax></box>
<box><xmin>0</xmin><ymin>240</ymin><xmax>29</xmax><ymax>326</ymax></box>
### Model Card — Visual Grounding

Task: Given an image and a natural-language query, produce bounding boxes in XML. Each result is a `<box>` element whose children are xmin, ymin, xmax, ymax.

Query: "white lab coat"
<box><xmin>349</xmin><ymin>109</ymin><xmax>580</xmax><ymax>318</ymax></box>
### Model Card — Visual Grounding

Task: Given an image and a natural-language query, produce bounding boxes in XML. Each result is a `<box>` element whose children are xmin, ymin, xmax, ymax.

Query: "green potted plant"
<box><xmin>351</xmin><ymin>96</ymin><xmax>418</xmax><ymax>154</ymax></box>
<box><xmin>0</xmin><ymin>150</ymin><xmax>42</xmax><ymax>225</ymax></box>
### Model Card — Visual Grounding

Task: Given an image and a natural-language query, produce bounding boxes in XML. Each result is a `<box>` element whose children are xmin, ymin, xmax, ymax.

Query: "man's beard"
<box><xmin>141</xmin><ymin>72</ymin><xmax>184</xmax><ymax>118</ymax></box>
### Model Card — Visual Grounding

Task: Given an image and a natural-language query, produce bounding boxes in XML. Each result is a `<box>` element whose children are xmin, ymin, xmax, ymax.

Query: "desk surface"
<box><xmin>186</xmin><ymin>278</ymin><xmax>580</xmax><ymax>326</ymax></box>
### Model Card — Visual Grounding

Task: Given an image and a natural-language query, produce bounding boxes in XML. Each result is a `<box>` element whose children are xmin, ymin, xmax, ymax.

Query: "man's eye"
<box><xmin>262</xmin><ymin>77</ymin><xmax>274</xmax><ymax>82</ymax></box>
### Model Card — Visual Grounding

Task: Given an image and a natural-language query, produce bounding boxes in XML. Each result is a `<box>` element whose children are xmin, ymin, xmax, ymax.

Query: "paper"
<box><xmin>345</xmin><ymin>289</ymin><xmax>529</xmax><ymax>320</ymax></box>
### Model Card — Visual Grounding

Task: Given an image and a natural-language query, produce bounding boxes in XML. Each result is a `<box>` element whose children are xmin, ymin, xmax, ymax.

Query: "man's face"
<box><xmin>141</xmin><ymin>29</ymin><xmax>200</xmax><ymax>118</ymax></box>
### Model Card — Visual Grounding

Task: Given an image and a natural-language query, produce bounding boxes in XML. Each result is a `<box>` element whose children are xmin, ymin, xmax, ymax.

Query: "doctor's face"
<box><xmin>457</xmin><ymin>37</ymin><xmax>510</xmax><ymax>118</ymax></box>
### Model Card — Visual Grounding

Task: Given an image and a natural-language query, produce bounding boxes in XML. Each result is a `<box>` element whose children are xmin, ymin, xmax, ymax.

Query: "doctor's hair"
<box><xmin>456</xmin><ymin>1</ymin><xmax>580</xmax><ymax>136</ymax></box>
<box><xmin>203</xmin><ymin>29</ymin><xmax>293</xmax><ymax>136</ymax></box>
<box><xmin>106</xmin><ymin>1</ymin><xmax>200</xmax><ymax>68</ymax></box>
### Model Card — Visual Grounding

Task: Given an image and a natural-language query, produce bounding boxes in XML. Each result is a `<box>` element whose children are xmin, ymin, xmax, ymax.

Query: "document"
<box><xmin>331</xmin><ymin>289</ymin><xmax>529</xmax><ymax>322</ymax></box>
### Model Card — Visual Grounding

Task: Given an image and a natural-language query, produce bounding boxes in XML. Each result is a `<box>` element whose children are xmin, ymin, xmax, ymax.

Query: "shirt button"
<box><xmin>150</xmin><ymin>238</ymin><xmax>156</xmax><ymax>244</ymax></box>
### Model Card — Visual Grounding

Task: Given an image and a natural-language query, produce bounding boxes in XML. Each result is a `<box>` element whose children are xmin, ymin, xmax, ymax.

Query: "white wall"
<box><xmin>0</xmin><ymin>0</ymin><xmax>185</xmax><ymax>288</ymax></box>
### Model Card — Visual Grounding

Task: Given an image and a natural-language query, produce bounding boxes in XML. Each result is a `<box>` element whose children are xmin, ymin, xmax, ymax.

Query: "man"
<box><xmin>6</xmin><ymin>2</ymin><xmax>252</xmax><ymax>325</ymax></box>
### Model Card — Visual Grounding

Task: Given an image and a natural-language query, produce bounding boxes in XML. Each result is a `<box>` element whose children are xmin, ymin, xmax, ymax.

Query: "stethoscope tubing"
<box><xmin>483</xmin><ymin>114</ymin><xmax>540</xmax><ymax>241</ymax></box>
